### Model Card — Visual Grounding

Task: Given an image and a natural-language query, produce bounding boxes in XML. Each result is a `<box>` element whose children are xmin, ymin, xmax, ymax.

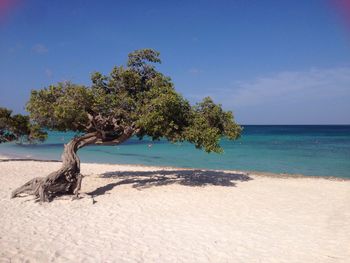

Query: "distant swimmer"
<box><xmin>148</xmin><ymin>144</ymin><xmax>153</xmax><ymax>148</ymax></box>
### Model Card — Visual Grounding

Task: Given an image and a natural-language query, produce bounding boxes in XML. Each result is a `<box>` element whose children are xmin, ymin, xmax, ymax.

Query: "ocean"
<box><xmin>0</xmin><ymin>125</ymin><xmax>349</xmax><ymax>178</ymax></box>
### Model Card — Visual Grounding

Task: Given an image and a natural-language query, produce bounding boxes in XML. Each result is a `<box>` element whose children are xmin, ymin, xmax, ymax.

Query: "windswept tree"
<box><xmin>0</xmin><ymin>107</ymin><xmax>47</xmax><ymax>144</ymax></box>
<box><xmin>11</xmin><ymin>49</ymin><xmax>242</xmax><ymax>202</ymax></box>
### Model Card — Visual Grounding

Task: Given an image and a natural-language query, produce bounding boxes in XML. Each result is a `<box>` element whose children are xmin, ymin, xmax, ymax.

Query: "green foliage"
<box><xmin>0</xmin><ymin>107</ymin><xmax>15</xmax><ymax>143</ymax></box>
<box><xmin>26</xmin><ymin>49</ymin><xmax>242</xmax><ymax>153</ymax></box>
<box><xmin>27</xmin><ymin>83</ymin><xmax>92</xmax><ymax>132</ymax></box>
<box><xmin>0</xmin><ymin>107</ymin><xmax>47</xmax><ymax>144</ymax></box>
<box><xmin>136</xmin><ymin>75</ymin><xmax>192</xmax><ymax>142</ymax></box>
<box><xmin>184</xmin><ymin>97</ymin><xmax>242</xmax><ymax>153</ymax></box>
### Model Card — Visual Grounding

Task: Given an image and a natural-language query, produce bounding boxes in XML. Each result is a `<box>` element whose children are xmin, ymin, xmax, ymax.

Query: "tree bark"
<box><xmin>11</xmin><ymin>129</ymin><xmax>133</xmax><ymax>202</ymax></box>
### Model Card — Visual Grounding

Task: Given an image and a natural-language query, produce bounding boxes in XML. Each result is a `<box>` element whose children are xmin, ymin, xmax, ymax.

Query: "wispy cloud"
<box><xmin>211</xmin><ymin>67</ymin><xmax>350</xmax><ymax>124</ymax></box>
<box><xmin>45</xmin><ymin>69</ymin><xmax>53</xmax><ymax>78</ymax></box>
<box><xmin>188</xmin><ymin>68</ymin><xmax>203</xmax><ymax>75</ymax></box>
<box><xmin>228</xmin><ymin>67</ymin><xmax>350</xmax><ymax>106</ymax></box>
<box><xmin>32</xmin><ymin>43</ymin><xmax>48</xmax><ymax>54</ymax></box>
<box><xmin>8</xmin><ymin>43</ymin><xmax>23</xmax><ymax>53</ymax></box>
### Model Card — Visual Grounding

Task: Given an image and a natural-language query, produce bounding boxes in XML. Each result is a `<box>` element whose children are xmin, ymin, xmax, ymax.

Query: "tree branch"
<box><xmin>94</xmin><ymin>127</ymin><xmax>134</xmax><ymax>146</ymax></box>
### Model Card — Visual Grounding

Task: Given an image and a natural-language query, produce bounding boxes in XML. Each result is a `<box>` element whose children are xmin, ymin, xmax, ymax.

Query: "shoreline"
<box><xmin>0</xmin><ymin>154</ymin><xmax>348</xmax><ymax>181</ymax></box>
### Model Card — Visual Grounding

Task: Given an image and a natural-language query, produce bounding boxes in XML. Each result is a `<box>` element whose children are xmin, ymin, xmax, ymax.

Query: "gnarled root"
<box><xmin>11</xmin><ymin>168</ymin><xmax>82</xmax><ymax>202</ymax></box>
<box><xmin>73</xmin><ymin>173</ymin><xmax>84</xmax><ymax>198</ymax></box>
<box><xmin>11</xmin><ymin>177</ymin><xmax>44</xmax><ymax>198</ymax></box>
<box><xmin>11</xmin><ymin>133</ymin><xmax>92</xmax><ymax>202</ymax></box>
<box><xmin>11</xmin><ymin>131</ymin><xmax>132</xmax><ymax>202</ymax></box>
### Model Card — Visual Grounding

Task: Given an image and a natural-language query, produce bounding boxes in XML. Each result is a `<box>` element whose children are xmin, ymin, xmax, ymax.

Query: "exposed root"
<box><xmin>11</xmin><ymin>169</ymin><xmax>79</xmax><ymax>202</ymax></box>
<box><xmin>11</xmin><ymin>130</ymin><xmax>132</xmax><ymax>202</ymax></box>
<box><xmin>11</xmin><ymin>177</ymin><xmax>44</xmax><ymax>198</ymax></box>
<box><xmin>10</xmin><ymin>133</ymin><xmax>95</xmax><ymax>202</ymax></box>
<box><xmin>73</xmin><ymin>173</ymin><xmax>84</xmax><ymax>198</ymax></box>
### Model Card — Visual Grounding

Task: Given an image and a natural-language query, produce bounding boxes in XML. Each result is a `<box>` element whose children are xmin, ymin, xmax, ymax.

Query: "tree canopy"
<box><xmin>26</xmin><ymin>49</ymin><xmax>241</xmax><ymax>153</ymax></box>
<box><xmin>0</xmin><ymin>107</ymin><xmax>47</xmax><ymax>144</ymax></box>
<box><xmin>10</xmin><ymin>49</ymin><xmax>242</xmax><ymax>202</ymax></box>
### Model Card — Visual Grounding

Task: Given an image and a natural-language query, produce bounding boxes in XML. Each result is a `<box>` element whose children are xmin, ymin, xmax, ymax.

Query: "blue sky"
<box><xmin>0</xmin><ymin>0</ymin><xmax>350</xmax><ymax>124</ymax></box>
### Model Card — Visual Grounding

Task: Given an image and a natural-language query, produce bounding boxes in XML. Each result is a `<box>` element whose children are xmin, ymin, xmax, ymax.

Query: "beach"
<box><xmin>1</xmin><ymin>0</ymin><xmax>349</xmax><ymax>262</ymax></box>
<box><xmin>0</xmin><ymin>158</ymin><xmax>349</xmax><ymax>263</ymax></box>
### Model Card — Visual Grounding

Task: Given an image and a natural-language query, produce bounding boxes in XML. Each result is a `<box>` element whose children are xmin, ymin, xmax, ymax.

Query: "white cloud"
<box><xmin>231</xmin><ymin>68</ymin><xmax>350</xmax><ymax>106</ymax></box>
<box><xmin>188</xmin><ymin>68</ymin><xmax>202</xmax><ymax>75</ymax></box>
<box><xmin>213</xmin><ymin>67</ymin><xmax>350</xmax><ymax>124</ymax></box>
<box><xmin>45</xmin><ymin>69</ymin><xmax>53</xmax><ymax>78</ymax></box>
<box><xmin>32</xmin><ymin>43</ymin><xmax>48</xmax><ymax>54</ymax></box>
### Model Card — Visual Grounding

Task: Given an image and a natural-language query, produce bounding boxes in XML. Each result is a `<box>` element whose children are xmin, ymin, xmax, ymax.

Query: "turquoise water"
<box><xmin>0</xmin><ymin>125</ymin><xmax>349</xmax><ymax>178</ymax></box>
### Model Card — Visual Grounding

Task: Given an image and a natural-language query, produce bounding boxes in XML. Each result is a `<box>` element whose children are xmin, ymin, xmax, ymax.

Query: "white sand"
<box><xmin>0</xmin><ymin>160</ymin><xmax>349</xmax><ymax>263</ymax></box>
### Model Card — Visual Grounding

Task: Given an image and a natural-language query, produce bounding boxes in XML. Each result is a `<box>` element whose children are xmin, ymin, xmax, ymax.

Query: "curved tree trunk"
<box><xmin>12</xmin><ymin>127</ymin><xmax>135</xmax><ymax>202</ymax></box>
<box><xmin>11</xmin><ymin>132</ymin><xmax>100</xmax><ymax>202</ymax></box>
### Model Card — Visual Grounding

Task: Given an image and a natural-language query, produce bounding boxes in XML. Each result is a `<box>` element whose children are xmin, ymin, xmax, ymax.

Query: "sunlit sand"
<box><xmin>1</xmin><ymin>158</ymin><xmax>349</xmax><ymax>262</ymax></box>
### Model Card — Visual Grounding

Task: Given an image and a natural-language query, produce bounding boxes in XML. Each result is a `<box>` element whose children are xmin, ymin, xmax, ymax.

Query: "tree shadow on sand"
<box><xmin>87</xmin><ymin>169</ymin><xmax>253</xmax><ymax>198</ymax></box>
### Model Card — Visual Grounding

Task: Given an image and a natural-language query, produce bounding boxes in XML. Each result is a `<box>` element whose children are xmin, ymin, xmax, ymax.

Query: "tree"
<box><xmin>0</xmin><ymin>107</ymin><xmax>47</xmax><ymax>144</ymax></box>
<box><xmin>11</xmin><ymin>49</ymin><xmax>242</xmax><ymax>202</ymax></box>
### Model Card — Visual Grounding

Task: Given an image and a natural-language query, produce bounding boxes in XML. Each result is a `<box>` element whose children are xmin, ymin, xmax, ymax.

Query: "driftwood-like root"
<box><xmin>11</xmin><ymin>177</ymin><xmax>44</xmax><ymax>198</ymax></box>
<box><xmin>11</xmin><ymin>130</ymin><xmax>134</xmax><ymax>202</ymax></box>
<box><xmin>11</xmin><ymin>133</ymin><xmax>89</xmax><ymax>202</ymax></box>
<box><xmin>73</xmin><ymin>173</ymin><xmax>84</xmax><ymax>197</ymax></box>
<box><xmin>11</xmin><ymin>169</ymin><xmax>78</xmax><ymax>202</ymax></box>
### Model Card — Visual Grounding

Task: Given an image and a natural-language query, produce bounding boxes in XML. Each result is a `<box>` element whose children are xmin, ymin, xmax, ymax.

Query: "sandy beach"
<box><xmin>0</xmin><ymin>158</ymin><xmax>349</xmax><ymax>263</ymax></box>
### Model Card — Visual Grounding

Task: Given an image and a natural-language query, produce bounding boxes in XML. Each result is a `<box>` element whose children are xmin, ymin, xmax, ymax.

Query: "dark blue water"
<box><xmin>1</xmin><ymin>125</ymin><xmax>349</xmax><ymax>178</ymax></box>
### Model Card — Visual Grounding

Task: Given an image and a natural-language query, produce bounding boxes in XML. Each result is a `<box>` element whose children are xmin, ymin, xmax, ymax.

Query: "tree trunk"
<box><xmin>11</xmin><ymin>127</ymin><xmax>135</xmax><ymax>202</ymax></box>
<box><xmin>11</xmin><ymin>132</ymin><xmax>99</xmax><ymax>202</ymax></box>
